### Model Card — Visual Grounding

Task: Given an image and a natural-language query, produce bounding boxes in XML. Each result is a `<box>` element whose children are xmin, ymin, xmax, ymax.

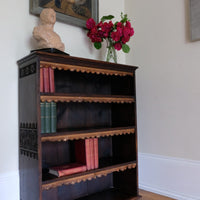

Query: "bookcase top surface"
<box><xmin>17</xmin><ymin>51</ymin><xmax>138</xmax><ymax>72</ymax></box>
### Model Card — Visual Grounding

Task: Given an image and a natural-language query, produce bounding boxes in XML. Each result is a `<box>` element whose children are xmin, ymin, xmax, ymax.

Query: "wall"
<box><xmin>125</xmin><ymin>0</ymin><xmax>200</xmax><ymax>199</ymax></box>
<box><xmin>0</xmin><ymin>0</ymin><xmax>124</xmax><ymax>199</ymax></box>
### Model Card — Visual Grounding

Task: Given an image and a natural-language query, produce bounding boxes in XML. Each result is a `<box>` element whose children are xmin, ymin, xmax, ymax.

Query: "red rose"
<box><xmin>111</xmin><ymin>31</ymin><xmax>121</xmax><ymax>42</ymax></box>
<box><xmin>125</xmin><ymin>21</ymin><xmax>131</xmax><ymax>28</ymax></box>
<box><xmin>122</xmin><ymin>36</ymin><xmax>130</xmax><ymax>44</ymax></box>
<box><xmin>117</xmin><ymin>22</ymin><xmax>123</xmax><ymax>28</ymax></box>
<box><xmin>130</xmin><ymin>27</ymin><xmax>134</xmax><ymax>36</ymax></box>
<box><xmin>101</xmin><ymin>21</ymin><xmax>113</xmax><ymax>38</ymax></box>
<box><xmin>86</xmin><ymin>18</ymin><xmax>96</xmax><ymax>29</ymax></box>
<box><xmin>114</xmin><ymin>42</ymin><xmax>122</xmax><ymax>51</ymax></box>
<box><xmin>87</xmin><ymin>27</ymin><xmax>102</xmax><ymax>43</ymax></box>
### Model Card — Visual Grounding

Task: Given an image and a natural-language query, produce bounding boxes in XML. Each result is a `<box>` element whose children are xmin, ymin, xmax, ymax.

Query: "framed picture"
<box><xmin>30</xmin><ymin>0</ymin><xmax>99</xmax><ymax>28</ymax></box>
<box><xmin>190</xmin><ymin>0</ymin><xmax>200</xmax><ymax>41</ymax></box>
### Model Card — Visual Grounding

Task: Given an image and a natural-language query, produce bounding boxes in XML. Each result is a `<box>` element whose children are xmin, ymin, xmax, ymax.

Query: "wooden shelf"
<box><xmin>40</xmin><ymin>61</ymin><xmax>134</xmax><ymax>77</ymax></box>
<box><xmin>41</xmin><ymin>126</ymin><xmax>135</xmax><ymax>142</ymax></box>
<box><xmin>42</xmin><ymin>161</ymin><xmax>137</xmax><ymax>191</ymax></box>
<box><xmin>40</xmin><ymin>94</ymin><xmax>135</xmax><ymax>104</ymax></box>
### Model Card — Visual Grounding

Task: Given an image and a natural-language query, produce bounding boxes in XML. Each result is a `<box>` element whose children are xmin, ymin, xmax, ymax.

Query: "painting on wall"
<box><xmin>30</xmin><ymin>0</ymin><xmax>99</xmax><ymax>28</ymax></box>
<box><xmin>190</xmin><ymin>0</ymin><xmax>200</xmax><ymax>41</ymax></box>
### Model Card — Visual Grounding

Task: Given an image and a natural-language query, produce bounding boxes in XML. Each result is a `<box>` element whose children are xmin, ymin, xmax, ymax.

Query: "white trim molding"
<box><xmin>138</xmin><ymin>153</ymin><xmax>200</xmax><ymax>200</ymax></box>
<box><xmin>0</xmin><ymin>171</ymin><xmax>19</xmax><ymax>200</ymax></box>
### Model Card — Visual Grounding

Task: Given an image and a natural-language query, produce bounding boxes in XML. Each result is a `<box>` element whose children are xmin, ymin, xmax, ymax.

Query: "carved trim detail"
<box><xmin>42</xmin><ymin>162</ymin><xmax>137</xmax><ymax>190</ymax></box>
<box><xmin>41</xmin><ymin>127</ymin><xmax>135</xmax><ymax>142</ymax></box>
<box><xmin>20</xmin><ymin>63</ymin><xmax>36</xmax><ymax>78</ymax></box>
<box><xmin>20</xmin><ymin>123</ymin><xmax>38</xmax><ymax>159</ymax></box>
<box><xmin>40</xmin><ymin>61</ymin><xmax>133</xmax><ymax>77</ymax></box>
<box><xmin>40</xmin><ymin>95</ymin><xmax>135</xmax><ymax>104</ymax></box>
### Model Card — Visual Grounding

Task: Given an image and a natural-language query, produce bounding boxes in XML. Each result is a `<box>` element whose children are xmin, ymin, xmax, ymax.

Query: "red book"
<box><xmin>49</xmin><ymin>67</ymin><xmax>55</xmax><ymax>93</ymax></box>
<box><xmin>93</xmin><ymin>138</ymin><xmax>99</xmax><ymax>169</ymax></box>
<box><xmin>43</xmin><ymin>67</ymin><xmax>50</xmax><ymax>93</ymax></box>
<box><xmin>49</xmin><ymin>163</ymin><xmax>87</xmax><ymax>177</ymax></box>
<box><xmin>90</xmin><ymin>139</ymin><xmax>95</xmax><ymax>170</ymax></box>
<box><xmin>40</xmin><ymin>68</ymin><xmax>44</xmax><ymax>93</ymax></box>
<box><xmin>75</xmin><ymin>139</ymin><xmax>91</xmax><ymax>170</ymax></box>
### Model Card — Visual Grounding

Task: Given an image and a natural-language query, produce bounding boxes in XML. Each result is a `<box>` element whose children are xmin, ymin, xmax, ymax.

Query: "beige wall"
<box><xmin>125</xmin><ymin>0</ymin><xmax>200</xmax><ymax>160</ymax></box>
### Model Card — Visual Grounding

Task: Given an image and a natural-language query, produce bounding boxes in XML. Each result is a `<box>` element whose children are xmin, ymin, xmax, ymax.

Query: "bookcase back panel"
<box><xmin>111</xmin><ymin>75</ymin><xmax>135</xmax><ymax>96</ymax></box>
<box><xmin>113</xmin><ymin>168</ymin><xmax>138</xmax><ymax>196</ymax></box>
<box><xmin>54</xmin><ymin>70</ymin><xmax>134</xmax><ymax>96</ymax></box>
<box><xmin>111</xmin><ymin>104</ymin><xmax>135</xmax><ymax>127</ymax></box>
<box><xmin>112</xmin><ymin>134</ymin><xmax>136</xmax><ymax>163</ymax></box>
<box><xmin>56</xmin><ymin>103</ymin><xmax>135</xmax><ymax>131</ymax></box>
<box><xmin>98</xmin><ymin>135</ymin><xmax>136</xmax><ymax>167</ymax></box>
<box><xmin>55</xmin><ymin>70</ymin><xmax>111</xmax><ymax>95</ymax></box>
<box><xmin>57</xmin><ymin>103</ymin><xmax>111</xmax><ymax>130</ymax></box>
<box><xmin>42</xmin><ymin>141</ymin><xmax>72</xmax><ymax>170</ymax></box>
<box><xmin>98</xmin><ymin>137</ymin><xmax>113</xmax><ymax>166</ymax></box>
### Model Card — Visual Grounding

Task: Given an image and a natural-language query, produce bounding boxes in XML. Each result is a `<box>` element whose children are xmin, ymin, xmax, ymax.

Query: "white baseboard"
<box><xmin>0</xmin><ymin>171</ymin><xmax>19</xmax><ymax>200</ymax></box>
<box><xmin>138</xmin><ymin>153</ymin><xmax>200</xmax><ymax>200</ymax></box>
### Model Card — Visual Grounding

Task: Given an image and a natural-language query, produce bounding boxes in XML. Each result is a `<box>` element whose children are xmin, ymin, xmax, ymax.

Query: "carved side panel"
<box><xmin>20</xmin><ymin>123</ymin><xmax>38</xmax><ymax>159</ymax></box>
<box><xmin>19</xmin><ymin>63</ymin><xmax>37</xmax><ymax>78</ymax></box>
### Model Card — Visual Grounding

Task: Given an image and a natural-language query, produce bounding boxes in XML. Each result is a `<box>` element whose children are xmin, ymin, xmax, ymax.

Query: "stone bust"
<box><xmin>33</xmin><ymin>8</ymin><xmax>65</xmax><ymax>51</ymax></box>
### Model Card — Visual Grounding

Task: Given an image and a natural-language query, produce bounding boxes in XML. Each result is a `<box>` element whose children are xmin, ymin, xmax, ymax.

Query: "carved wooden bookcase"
<box><xmin>18</xmin><ymin>51</ymin><xmax>140</xmax><ymax>200</ymax></box>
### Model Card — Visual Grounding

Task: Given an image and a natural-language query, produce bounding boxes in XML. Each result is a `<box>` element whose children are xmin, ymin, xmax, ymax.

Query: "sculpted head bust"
<box><xmin>33</xmin><ymin>8</ymin><xmax>65</xmax><ymax>52</ymax></box>
<box><xmin>40</xmin><ymin>8</ymin><xmax>56</xmax><ymax>25</ymax></box>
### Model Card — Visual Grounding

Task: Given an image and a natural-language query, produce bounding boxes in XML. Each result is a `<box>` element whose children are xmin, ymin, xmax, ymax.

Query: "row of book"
<box><xmin>40</xmin><ymin>67</ymin><xmax>55</xmax><ymax>93</ymax></box>
<box><xmin>49</xmin><ymin>138</ymin><xmax>99</xmax><ymax>177</ymax></box>
<box><xmin>40</xmin><ymin>102</ymin><xmax>57</xmax><ymax>133</ymax></box>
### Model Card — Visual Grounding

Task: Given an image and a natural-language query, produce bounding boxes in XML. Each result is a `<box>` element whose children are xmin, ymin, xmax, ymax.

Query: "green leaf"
<box><xmin>120</xmin><ymin>13</ymin><xmax>128</xmax><ymax>23</ymax></box>
<box><xmin>101</xmin><ymin>15</ymin><xmax>114</xmax><ymax>22</ymax></box>
<box><xmin>94</xmin><ymin>42</ymin><xmax>102</xmax><ymax>49</ymax></box>
<box><xmin>122</xmin><ymin>44</ymin><xmax>130</xmax><ymax>53</ymax></box>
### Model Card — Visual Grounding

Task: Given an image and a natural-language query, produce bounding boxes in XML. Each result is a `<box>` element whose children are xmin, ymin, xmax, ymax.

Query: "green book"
<box><xmin>50</xmin><ymin>102</ymin><xmax>57</xmax><ymax>133</ymax></box>
<box><xmin>45</xmin><ymin>102</ymin><xmax>51</xmax><ymax>133</ymax></box>
<box><xmin>40</xmin><ymin>102</ymin><xmax>45</xmax><ymax>134</ymax></box>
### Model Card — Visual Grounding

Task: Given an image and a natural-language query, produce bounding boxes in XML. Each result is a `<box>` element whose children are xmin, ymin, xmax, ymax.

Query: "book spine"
<box><xmin>45</xmin><ymin>102</ymin><xmax>51</xmax><ymax>133</ymax></box>
<box><xmin>49</xmin><ymin>67</ymin><xmax>55</xmax><ymax>93</ymax></box>
<box><xmin>90</xmin><ymin>139</ymin><xmax>95</xmax><ymax>170</ymax></box>
<box><xmin>40</xmin><ymin>102</ymin><xmax>45</xmax><ymax>134</ymax></box>
<box><xmin>58</xmin><ymin>165</ymin><xmax>87</xmax><ymax>177</ymax></box>
<box><xmin>40</xmin><ymin>68</ymin><xmax>44</xmax><ymax>93</ymax></box>
<box><xmin>85</xmin><ymin>139</ymin><xmax>91</xmax><ymax>170</ymax></box>
<box><xmin>43</xmin><ymin>67</ymin><xmax>50</xmax><ymax>93</ymax></box>
<box><xmin>93</xmin><ymin>138</ymin><xmax>99</xmax><ymax>169</ymax></box>
<box><xmin>75</xmin><ymin>140</ymin><xmax>86</xmax><ymax>164</ymax></box>
<box><xmin>50</xmin><ymin>102</ymin><xmax>56</xmax><ymax>133</ymax></box>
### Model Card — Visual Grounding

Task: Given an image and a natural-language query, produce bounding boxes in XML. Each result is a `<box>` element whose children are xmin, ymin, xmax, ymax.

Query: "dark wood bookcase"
<box><xmin>18</xmin><ymin>51</ymin><xmax>140</xmax><ymax>200</ymax></box>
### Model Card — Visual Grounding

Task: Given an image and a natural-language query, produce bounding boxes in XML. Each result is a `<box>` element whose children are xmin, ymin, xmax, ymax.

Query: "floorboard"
<box><xmin>139</xmin><ymin>189</ymin><xmax>176</xmax><ymax>200</ymax></box>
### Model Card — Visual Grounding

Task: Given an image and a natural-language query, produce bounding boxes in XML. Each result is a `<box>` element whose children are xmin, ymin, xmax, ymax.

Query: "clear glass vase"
<box><xmin>106</xmin><ymin>39</ymin><xmax>117</xmax><ymax>63</ymax></box>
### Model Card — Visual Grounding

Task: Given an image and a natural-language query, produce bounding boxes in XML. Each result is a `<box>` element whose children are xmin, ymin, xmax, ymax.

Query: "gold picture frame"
<box><xmin>30</xmin><ymin>0</ymin><xmax>99</xmax><ymax>28</ymax></box>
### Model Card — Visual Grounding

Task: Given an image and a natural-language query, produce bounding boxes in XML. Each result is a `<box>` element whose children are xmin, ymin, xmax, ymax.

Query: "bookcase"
<box><xmin>18</xmin><ymin>51</ymin><xmax>140</xmax><ymax>200</ymax></box>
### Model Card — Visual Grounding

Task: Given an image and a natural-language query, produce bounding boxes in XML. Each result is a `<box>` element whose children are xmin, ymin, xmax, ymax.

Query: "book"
<box><xmin>44</xmin><ymin>102</ymin><xmax>51</xmax><ymax>133</ymax></box>
<box><xmin>49</xmin><ymin>67</ymin><xmax>55</xmax><ymax>93</ymax></box>
<box><xmin>89</xmin><ymin>139</ymin><xmax>95</xmax><ymax>169</ymax></box>
<box><xmin>49</xmin><ymin>163</ymin><xmax>87</xmax><ymax>177</ymax></box>
<box><xmin>93</xmin><ymin>138</ymin><xmax>99</xmax><ymax>169</ymax></box>
<box><xmin>75</xmin><ymin>139</ymin><xmax>91</xmax><ymax>170</ymax></box>
<box><xmin>40</xmin><ymin>68</ymin><xmax>44</xmax><ymax>93</ymax></box>
<box><xmin>50</xmin><ymin>102</ymin><xmax>56</xmax><ymax>133</ymax></box>
<box><xmin>43</xmin><ymin>67</ymin><xmax>50</xmax><ymax>93</ymax></box>
<box><xmin>40</xmin><ymin>102</ymin><xmax>45</xmax><ymax>134</ymax></box>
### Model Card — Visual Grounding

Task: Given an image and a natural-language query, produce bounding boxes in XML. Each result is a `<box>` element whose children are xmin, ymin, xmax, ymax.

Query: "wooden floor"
<box><xmin>139</xmin><ymin>189</ymin><xmax>176</xmax><ymax>200</ymax></box>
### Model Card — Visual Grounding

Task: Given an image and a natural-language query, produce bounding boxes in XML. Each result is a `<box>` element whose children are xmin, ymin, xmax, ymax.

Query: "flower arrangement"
<box><xmin>86</xmin><ymin>13</ymin><xmax>134</xmax><ymax>63</ymax></box>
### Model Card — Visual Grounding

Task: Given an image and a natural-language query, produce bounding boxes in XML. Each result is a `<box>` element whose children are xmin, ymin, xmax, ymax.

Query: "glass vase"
<box><xmin>106</xmin><ymin>39</ymin><xmax>117</xmax><ymax>63</ymax></box>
